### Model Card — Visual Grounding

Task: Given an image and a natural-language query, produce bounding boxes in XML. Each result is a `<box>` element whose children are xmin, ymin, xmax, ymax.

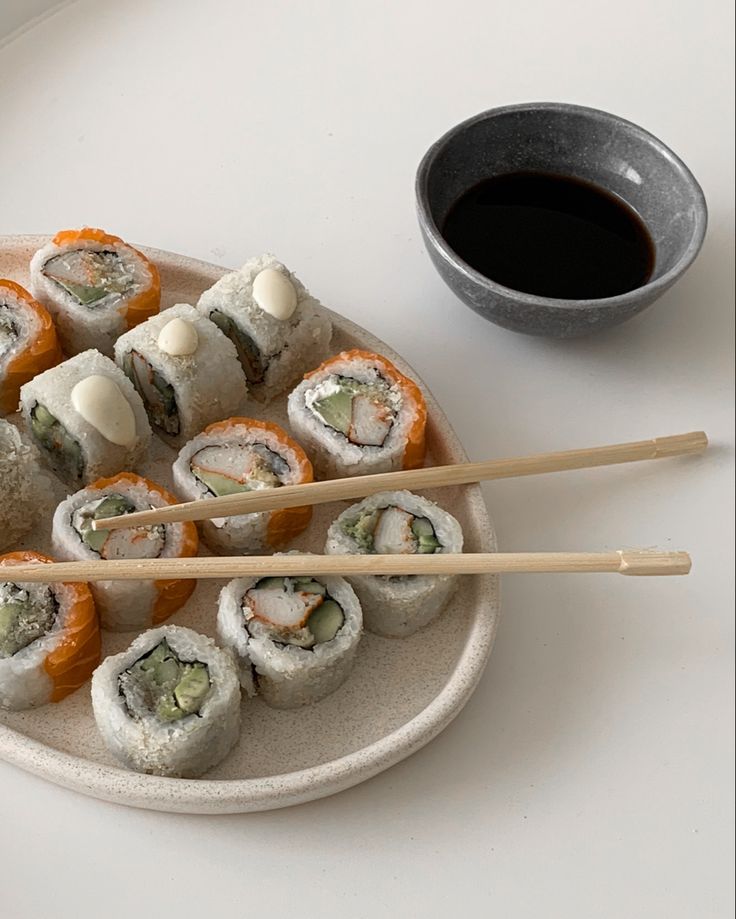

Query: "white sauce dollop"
<box><xmin>157</xmin><ymin>317</ymin><xmax>199</xmax><ymax>356</ymax></box>
<box><xmin>71</xmin><ymin>375</ymin><xmax>137</xmax><ymax>447</ymax></box>
<box><xmin>252</xmin><ymin>268</ymin><xmax>297</xmax><ymax>320</ymax></box>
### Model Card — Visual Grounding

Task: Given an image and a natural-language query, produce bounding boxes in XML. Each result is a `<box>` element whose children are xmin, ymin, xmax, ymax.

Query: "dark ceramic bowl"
<box><xmin>416</xmin><ymin>102</ymin><xmax>707</xmax><ymax>338</ymax></box>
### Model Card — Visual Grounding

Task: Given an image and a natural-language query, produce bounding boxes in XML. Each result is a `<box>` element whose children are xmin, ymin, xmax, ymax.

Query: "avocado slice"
<box><xmin>174</xmin><ymin>664</ymin><xmax>210</xmax><ymax>714</ymax></box>
<box><xmin>192</xmin><ymin>466</ymin><xmax>251</xmax><ymax>498</ymax></box>
<box><xmin>312</xmin><ymin>389</ymin><xmax>353</xmax><ymax>436</ymax></box>
<box><xmin>52</xmin><ymin>278</ymin><xmax>109</xmax><ymax>305</ymax></box>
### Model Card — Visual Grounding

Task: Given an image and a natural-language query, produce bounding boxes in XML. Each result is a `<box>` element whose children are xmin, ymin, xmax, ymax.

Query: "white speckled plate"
<box><xmin>0</xmin><ymin>236</ymin><xmax>499</xmax><ymax>813</ymax></box>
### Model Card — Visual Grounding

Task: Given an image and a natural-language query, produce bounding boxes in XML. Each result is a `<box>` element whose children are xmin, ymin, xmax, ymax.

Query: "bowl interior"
<box><xmin>423</xmin><ymin>106</ymin><xmax>704</xmax><ymax>281</ymax></box>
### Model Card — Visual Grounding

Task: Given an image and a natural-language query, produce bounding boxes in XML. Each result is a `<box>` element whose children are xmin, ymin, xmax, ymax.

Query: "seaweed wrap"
<box><xmin>114</xmin><ymin>304</ymin><xmax>247</xmax><ymax>447</ymax></box>
<box><xmin>324</xmin><ymin>490</ymin><xmax>463</xmax><ymax>637</ymax></box>
<box><xmin>0</xmin><ymin>419</ymin><xmax>52</xmax><ymax>553</ymax></box>
<box><xmin>197</xmin><ymin>254</ymin><xmax>332</xmax><ymax>402</ymax></box>
<box><xmin>52</xmin><ymin>472</ymin><xmax>199</xmax><ymax>631</ymax></box>
<box><xmin>19</xmin><ymin>349</ymin><xmax>151</xmax><ymax>486</ymax></box>
<box><xmin>0</xmin><ymin>279</ymin><xmax>61</xmax><ymax>416</ymax></box>
<box><xmin>172</xmin><ymin>417</ymin><xmax>313</xmax><ymax>555</ymax></box>
<box><xmin>217</xmin><ymin>560</ymin><xmax>362</xmax><ymax>709</ymax></box>
<box><xmin>30</xmin><ymin>227</ymin><xmax>160</xmax><ymax>357</ymax></box>
<box><xmin>0</xmin><ymin>551</ymin><xmax>100</xmax><ymax>711</ymax></box>
<box><xmin>287</xmin><ymin>349</ymin><xmax>427</xmax><ymax>479</ymax></box>
<box><xmin>91</xmin><ymin>625</ymin><xmax>241</xmax><ymax>777</ymax></box>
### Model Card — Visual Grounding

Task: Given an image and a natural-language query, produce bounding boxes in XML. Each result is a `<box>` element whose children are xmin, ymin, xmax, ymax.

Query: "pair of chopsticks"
<box><xmin>8</xmin><ymin>432</ymin><xmax>706</xmax><ymax>583</ymax></box>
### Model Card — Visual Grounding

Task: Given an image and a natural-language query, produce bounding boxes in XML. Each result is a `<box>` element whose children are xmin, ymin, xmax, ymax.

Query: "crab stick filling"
<box><xmin>342</xmin><ymin>506</ymin><xmax>441</xmax><ymax>554</ymax></box>
<box><xmin>72</xmin><ymin>494</ymin><xmax>165</xmax><ymax>560</ymax></box>
<box><xmin>306</xmin><ymin>374</ymin><xmax>399</xmax><ymax>447</ymax></box>
<box><xmin>122</xmin><ymin>350</ymin><xmax>179</xmax><ymax>436</ymax></box>
<box><xmin>190</xmin><ymin>443</ymin><xmax>290</xmax><ymax>497</ymax></box>
<box><xmin>243</xmin><ymin>576</ymin><xmax>345</xmax><ymax>648</ymax></box>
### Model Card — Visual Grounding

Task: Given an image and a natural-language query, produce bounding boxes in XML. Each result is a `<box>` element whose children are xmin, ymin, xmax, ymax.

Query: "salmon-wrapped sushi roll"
<box><xmin>287</xmin><ymin>350</ymin><xmax>427</xmax><ymax>479</ymax></box>
<box><xmin>197</xmin><ymin>254</ymin><xmax>332</xmax><ymax>402</ymax></box>
<box><xmin>52</xmin><ymin>473</ymin><xmax>199</xmax><ymax>631</ymax></box>
<box><xmin>30</xmin><ymin>227</ymin><xmax>160</xmax><ymax>357</ymax></box>
<box><xmin>0</xmin><ymin>551</ymin><xmax>100</xmax><ymax>711</ymax></box>
<box><xmin>0</xmin><ymin>280</ymin><xmax>61</xmax><ymax>416</ymax></box>
<box><xmin>172</xmin><ymin>417</ymin><xmax>313</xmax><ymax>555</ymax></box>
<box><xmin>19</xmin><ymin>349</ymin><xmax>151</xmax><ymax>486</ymax></box>
<box><xmin>114</xmin><ymin>304</ymin><xmax>247</xmax><ymax>447</ymax></box>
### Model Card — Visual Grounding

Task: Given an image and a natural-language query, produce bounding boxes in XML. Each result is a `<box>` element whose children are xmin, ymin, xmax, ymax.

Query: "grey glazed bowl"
<box><xmin>416</xmin><ymin>102</ymin><xmax>707</xmax><ymax>338</ymax></box>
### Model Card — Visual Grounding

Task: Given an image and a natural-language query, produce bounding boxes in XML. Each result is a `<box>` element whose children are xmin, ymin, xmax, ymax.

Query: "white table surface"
<box><xmin>1</xmin><ymin>1</ymin><xmax>733</xmax><ymax>916</ymax></box>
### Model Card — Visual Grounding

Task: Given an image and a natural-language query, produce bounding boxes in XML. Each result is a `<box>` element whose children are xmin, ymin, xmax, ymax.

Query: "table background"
<box><xmin>1</xmin><ymin>1</ymin><xmax>733</xmax><ymax>916</ymax></box>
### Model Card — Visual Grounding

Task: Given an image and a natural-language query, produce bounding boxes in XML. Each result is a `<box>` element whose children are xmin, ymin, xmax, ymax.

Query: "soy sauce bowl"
<box><xmin>416</xmin><ymin>102</ymin><xmax>707</xmax><ymax>338</ymax></box>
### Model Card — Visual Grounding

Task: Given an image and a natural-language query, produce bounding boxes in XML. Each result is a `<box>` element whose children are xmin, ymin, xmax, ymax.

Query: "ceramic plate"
<box><xmin>0</xmin><ymin>236</ymin><xmax>499</xmax><ymax>813</ymax></box>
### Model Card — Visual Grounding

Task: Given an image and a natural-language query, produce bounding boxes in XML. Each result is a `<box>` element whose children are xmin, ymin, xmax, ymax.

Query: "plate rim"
<box><xmin>0</xmin><ymin>236</ymin><xmax>499</xmax><ymax>813</ymax></box>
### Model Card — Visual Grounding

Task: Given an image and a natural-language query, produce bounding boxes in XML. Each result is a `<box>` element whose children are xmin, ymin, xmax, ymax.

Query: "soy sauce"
<box><xmin>441</xmin><ymin>172</ymin><xmax>655</xmax><ymax>299</ymax></box>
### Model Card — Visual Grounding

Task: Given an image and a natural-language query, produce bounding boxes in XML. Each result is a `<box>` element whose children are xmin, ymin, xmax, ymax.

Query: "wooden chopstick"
<box><xmin>3</xmin><ymin>550</ymin><xmax>692</xmax><ymax>582</ymax></box>
<box><xmin>92</xmin><ymin>431</ymin><xmax>707</xmax><ymax>532</ymax></box>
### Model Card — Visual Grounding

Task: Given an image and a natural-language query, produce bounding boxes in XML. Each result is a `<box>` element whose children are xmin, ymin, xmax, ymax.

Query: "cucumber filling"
<box><xmin>123</xmin><ymin>350</ymin><xmax>179</xmax><ymax>436</ymax></box>
<box><xmin>243</xmin><ymin>576</ymin><xmax>344</xmax><ymax>649</ymax></box>
<box><xmin>43</xmin><ymin>249</ymin><xmax>135</xmax><ymax>307</ymax></box>
<box><xmin>30</xmin><ymin>402</ymin><xmax>85</xmax><ymax>481</ymax></box>
<box><xmin>307</xmin><ymin>375</ymin><xmax>397</xmax><ymax>447</ymax></box>
<box><xmin>0</xmin><ymin>581</ymin><xmax>58</xmax><ymax>659</ymax></box>
<box><xmin>342</xmin><ymin>507</ymin><xmax>441</xmax><ymax>555</ymax></box>
<box><xmin>119</xmin><ymin>638</ymin><xmax>211</xmax><ymax>723</ymax></box>
<box><xmin>208</xmin><ymin>310</ymin><xmax>267</xmax><ymax>384</ymax></box>
<box><xmin>43</xmin><ymin>249</ymin><xmax>135</xmax><ymax>309</ymax></box>
<box><xmin>190</xmin><ymin>443</ymin><xmax>289</xmax><ymax>497</ymax></box>
<box><xmin>72</xmin><ymin>493</ymin><xmax>166</xmax><ymax>559</ymax></box>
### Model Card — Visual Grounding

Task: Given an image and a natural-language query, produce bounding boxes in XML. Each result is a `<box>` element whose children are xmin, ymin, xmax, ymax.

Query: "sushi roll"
<box><xmin>52</xmin><ymin>472</ymin><xmax>199</xmax><ymax>632</ymax></box>
<box><xmin>0</xmin><ymin>420</ymin><xmax>52</xmax><ymax>553</ymax></box>
<box><xmin>19</xmin><ymin>349</ymin><xmax>151</xmax><ymax>486</ymax></box>
<box><xmin>197</xmin><ymin>254</ymin><xmax>332</xmax><ymax>402</ymax></box>
<box><xmin>91</xmin><ymin>625</ymin><xmax>241</xmax><ymax>777</ymax></box>
<box><xmin>287</xmin><ymin>349</ymin><xmax>427</xmax><ymax>479</ymax></box>
<box><xmin>114</xmin><ymin>304</ymin><xmax>247</xmax><ymax>447</ymax></box>
<box><xmin>172</xmin><ymin>417</ymin><xmax>313</xmax><ymax>555</ymax></box>
<box><xmin>217</xmin><ymin>561</ymin><xmax>362</xmax><ymax>709</ymax></box>
<box><xmin>0</xmin><ymin>551</ymin><xmax>100</xmax><ymax>711</ymax></box>
<box><xmin>324</xmin><ymin>490</ymin><xmax>463</xmax><ymax>637</ymax></box>
<box><xmin>0</xmin><ymin>279</ymin><xmax>62</xmax><ymax>416</ymax></box>
<box><xmin>29</xmin><ymin>227</ymin><xmax>160</xmax><ymax>358</ymax></box>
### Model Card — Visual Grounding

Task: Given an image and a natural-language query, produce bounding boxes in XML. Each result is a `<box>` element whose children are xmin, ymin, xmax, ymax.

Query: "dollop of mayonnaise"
<box><xmin>71</xmin><ymin>375</ymin><xmax>137</xmax><ymax>447</ymax></box>
<box><xmin>252</xmin><ymin>268</ymin><xmax>297</xmax><ymax>320</ymax></box>
<box><xmin>157</xmin><ymin>317</ymin><xmax>199</xmax><ymax>356</ymax></box>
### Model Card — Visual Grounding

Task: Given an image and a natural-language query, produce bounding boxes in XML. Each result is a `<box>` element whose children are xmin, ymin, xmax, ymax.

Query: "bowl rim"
<box><xmin>415</xmin><ymin>101</ymin><xmax>708</xmax><ymax>311</ymax></box>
